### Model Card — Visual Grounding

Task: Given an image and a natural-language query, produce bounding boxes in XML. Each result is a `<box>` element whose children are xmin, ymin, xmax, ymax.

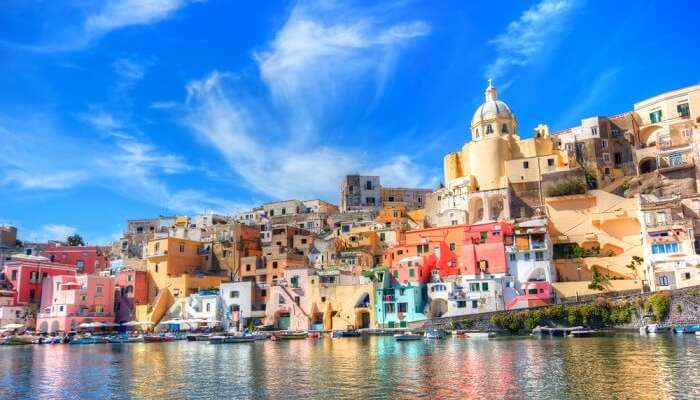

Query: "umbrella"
<box><xmin>102</xmin><ymin>322</ymin><xmax>120</xmax><ymax>327</ymax></box>
<box><xmin>122</xmin><ymin>320</ymin><xmax>151</xmax><ymax>326</ymax></box>
<box><xmin>1</xmin><ymin>323</ymin><xmax>24</xmax><ymax>330</ymax></box>
<box><xmin>158</xmin><ymin>319</ymin><xmax>184</xmax><ymax>325</ymax></box>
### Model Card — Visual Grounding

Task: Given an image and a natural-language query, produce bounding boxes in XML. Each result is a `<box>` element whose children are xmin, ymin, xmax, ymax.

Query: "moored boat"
<box><xmin>467</xmin><ymin>332</ymin><xmax>496</xmax><ymax>339</ymax></box>
<box><xmin>569</xmin><ymin>330</ymin><xmax>608</xmax><ymax>338</ymax></box>
<box><xmin>187</xmin><ymin>333</ymin><xmax>210</xmax><ymax>341</ymax></box>
<box><xmin>274</xmin><ymin>331</ymin><xmax>308</xmax><ymax>340</ymax></box>
<box><xmin>143</xmin><ymin>334</ymin><xmax>175</xmax><ymax>343</ymax></box>
<box><xmin>330</xmin><ymin>330</ymin><xmax>361</xmax><ymax>338</ymax></box>
<box><xmin>394</xmin><ymin>332</ymin><xmax>422</xmax><ymax>341</ymax></box>
<box><xmin>424</xmin><ymin>328</ymin><xmax>446</xmax><ymax>339</ymax></box>
<box><xmin>673</xmin><ymin>324</ymin><xmax>700</xmax><ymax>334</ymax></box>
<box><xmin>224</xmin><ymin>336</ymin><xmax>256</xmax><ymax>343</ymax></box>
<box><xmin>644</xmin><ymin>324</ymin><xmax>671</xmax><ymax>334</ymax></box>
<box><xmin>1</xmin><ymin>335</ymin><xmax>35</xmax><ymax>345</ymax></box>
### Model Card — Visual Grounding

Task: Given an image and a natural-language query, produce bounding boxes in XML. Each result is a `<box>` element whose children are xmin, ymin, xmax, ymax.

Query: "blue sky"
<box><xmin>1</xmin><ymin>0</ymin><xmax>698</xmax><ymax>244</ymax></box>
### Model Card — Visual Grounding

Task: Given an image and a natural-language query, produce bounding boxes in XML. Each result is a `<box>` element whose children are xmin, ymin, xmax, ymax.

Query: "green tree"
<box><xmin>66</xmin><ymin>234</ymin><xmax>85</xmax><ymax>246</ymax></box>
<box><xmin>625</xmin><ymin>256</ymin><xmax>643</xmax><ymax>279</ymax></box>
<box><xmin>588</xmin><ymin>265</ymin><xmax>609</xmax><ymax>291</ymax></box>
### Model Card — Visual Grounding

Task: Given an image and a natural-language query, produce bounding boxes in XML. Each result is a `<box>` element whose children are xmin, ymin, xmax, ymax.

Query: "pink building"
<box><xmin>506</xmin><ymin>281</ymin><xmax>553</xmax><ymax>310</ymax></box>
<box><xmin>36</xmin><ymin>275</ymin><xmax>116</xmax><ymax>333</ymax></box>
<box><xmin>461</xmin><ymin>222</ymin><xmax>514</xmax><ymax>276</ymax></box>
<box><xmin>2</xmin><ymin>256</ymin><xmax>77</xmax><ymax>305</ymax></box>
<box><xmin>41</xmin><ymin>243</ymin><xmax>110</xmax><ymax>274</ymax></box>
<box><xmin>114</xmin><ymin>269</ymin><xmax>148</xmax><ymax>323</ymax></box>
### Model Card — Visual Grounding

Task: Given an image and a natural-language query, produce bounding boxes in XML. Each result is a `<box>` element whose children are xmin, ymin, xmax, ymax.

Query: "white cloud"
<box><xmin>2</xmin><ymin>0</ymin><xmax>200</xmax><ymax>52</ymax></box>
<box><xmin>26</xmin><ymin>224</ymin><xmax>77</xmax><ymax>243</ymax></box>
<box><xmin>485</xmin><ymin>0</ymin><xmax>578</xmax><ymax>81</ymax></box>
<box><xmin>182</xmin><ymin>2</ymin><xmax>433</xmax><ymax>201</ymax></box>
<box><xmin>113</xmin><ymin>57</ymin><xmax>147</xmax><ymax>81</ymax></box>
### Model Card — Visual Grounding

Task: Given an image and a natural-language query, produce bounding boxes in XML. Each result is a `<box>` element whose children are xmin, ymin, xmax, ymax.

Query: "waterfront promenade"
<box><xmin>1</xmin><ymin>334</ymin><xmax>698</xmax><ymax>399</ymax></box>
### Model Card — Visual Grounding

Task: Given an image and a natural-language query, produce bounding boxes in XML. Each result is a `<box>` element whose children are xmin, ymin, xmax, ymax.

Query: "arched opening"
<box><xmin>427</xmin><ymin>298</ymin><xmax>448</xmax><ymax>318</ymax></box>
<box><xmin>469</xmin><ymin>197</ymin><xmax>485</xmax><ymax>224</ymax></box>
<box><xmin>527</xmin><ymin>267</ymin><xmax>547</xmax><ymax>282</ymax></box>
<box><xmin>38</xmin><ymin>321</ymin><xmax>48</xmax><ymax>333</ymax></box>
<box><xmin>276</xmin><ymin>312</ymin><xmax>290</xmax><ymax>330</ymax></box>
<box><xmin>488</xmin><ymin>195</ymin><xmax>505</xmax><ymax>221</ymax></box>
<box><xmin>355</xmin><ymin>310</ymin><xmax>370</xmax><ymax>329</ymax></box>
<box><xmin>354</xmin><ymin>292</ymin><xmax>370</xmax><ymax>309</ymax></box>
<box><xmin>50</xmin><ymin>320</ymin><xmax>60</xmax><ymax>333</ymax></box>
<box><xmin>639</xmin><ymin>157</ymin><xmax>657</xmax><ymax>174</ymax></box>
<box><xmin>639</xmin><ymin>126</ymin><xmax>663</xmax><ymax>148</ymax></box>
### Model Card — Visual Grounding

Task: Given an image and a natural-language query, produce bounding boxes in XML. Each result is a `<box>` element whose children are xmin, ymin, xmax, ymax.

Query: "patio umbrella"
<box><xmin>1</xmin><ymin>323</ymin><xmax>24</xmax><ymax>330</ymax></box>
<box><xmin>77</xmin><ymin>322</ymin><xmax>95</xmax><ymax>328</ymax></box>
<box><xmin>102</xmin><ymin>322</ymin><xmax>120</xmax><ymax>327</ymax></box>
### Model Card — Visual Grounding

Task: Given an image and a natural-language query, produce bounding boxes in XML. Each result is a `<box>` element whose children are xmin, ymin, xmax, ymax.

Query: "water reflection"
<box><xmin>0</xmin><ymin>335</ymin><xmax>698</xmax><ymax>399</ymax></box>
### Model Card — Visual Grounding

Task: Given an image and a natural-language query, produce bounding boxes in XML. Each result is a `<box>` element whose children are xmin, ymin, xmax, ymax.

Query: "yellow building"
<box><xmin>429</xmin><ymin>81</ymin><xmax>574</xmax><ymax>226</ymax></box>
<box><xmin>135</xmin><ymin>237</ymin><xmax>229</xmax><ymax>324</ymax></box>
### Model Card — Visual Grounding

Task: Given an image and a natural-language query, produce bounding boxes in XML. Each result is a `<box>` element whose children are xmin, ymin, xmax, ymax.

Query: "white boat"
<box><xmin>224</xmin><ymin>336</ymin><xmax>256</xmax><ymax>343</ymax></box>
<box><xmin>695</xmin><ymin>332</ymin><xmax>700</xmax><ymax>337</ymax></box>
<box><xmin>394</xmin><ymin>332</ymin><xmax>422</xmax><ymax>341</ymax></box>
<box><xmin>644</xmin><ymin>324</ymin><xmax>670</xmax><ymax>334</ymax></box>
<box><xmin>424</xmin><ymin>329</ymin><xmax>446</xmax><ymax>339</ymax></box>
<box><xmin>467</xmin><ymin>332</ymin><xmax>496</xmax><ymax>339</ymax></box>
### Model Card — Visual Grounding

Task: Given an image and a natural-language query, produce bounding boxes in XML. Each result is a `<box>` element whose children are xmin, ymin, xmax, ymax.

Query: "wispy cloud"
<box><xmin>1</xmin><ymin>0</ymin><xmax>201</xmax><ymax>53</ymax></box>
<box><xmin>182</xmin><ymin>2</ymin><xmax>434</xmax><ymax>200</ymax></box>
<box><xmin>556</xmin><ymin>67</ymin><xmax>621</xmax><ymax>128</ymax></box>
<box><xmin>25</xmin><ymin>224</ymin><xmax>77</xmax><ymax>243</ymax></box>
<box><xmin>485</xmin><ymin>0</ymin><xmax>579</xmax><ymax>81</ymax></box>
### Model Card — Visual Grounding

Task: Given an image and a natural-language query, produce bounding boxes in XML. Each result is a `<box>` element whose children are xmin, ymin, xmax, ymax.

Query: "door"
<box><xmin>277</xmin><ymin>313</ymin><xmax>290</xmax><ymax>330</ymax></box>
<box><xmin>361</xmin><ymin>312</ymin><xmax>370</xmax><ymax>329</ymax></box>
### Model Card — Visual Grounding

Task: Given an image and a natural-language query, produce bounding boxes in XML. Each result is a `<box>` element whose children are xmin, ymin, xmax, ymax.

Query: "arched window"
<box><xmin>485</xmin><ymin>124</ymin><xmax>493</xmax><ymax>135</ymax></box>
<box><xmin>501</xmin><ymin>123</ymin><xmax>509</xmax><ymax>134</ymax></box>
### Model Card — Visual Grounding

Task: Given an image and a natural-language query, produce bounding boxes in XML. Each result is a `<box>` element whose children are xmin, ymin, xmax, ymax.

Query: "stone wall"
<box><xmin>410</xmin><ymin>285</ymin><xmax>700</xmax><ymax>332</ymax></box>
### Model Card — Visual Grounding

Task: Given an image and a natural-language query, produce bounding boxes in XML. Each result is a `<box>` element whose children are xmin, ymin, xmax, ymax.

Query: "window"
<box><xmin>524</xmin><ymin>253</ymin><xmax>531</xmax><ymax>261</ymax></box>
<box><xmin>29</xmin><ymin>289</ymin><xmax>35</xmax><ymax>299</ymax></box>
<box><xmin>294</xmin><ymin>296</ymin><xmax>300</xmax><ymax>306</ymax></box>
<box><xmin>81</xmin><ymin>295</ymin><xmax>87</xmax><ymax>301</ymax></box>
<box><xmin>480</xmin><ymin>232</ymin><xmax>488</xmax><ymax>241</ymax></box>
<box><xmin>650</xmin><ymin>110</ymin><xmax>662</xmax><ymax>123</ymax></box>
<box><xmin>95</xmin><ymin>305</ymin><xmax>104</xmax><ymax>313</ymax></box>
<box><xmin>230</xmin><ymin>305</ymin><xmax>240</xmax><ymax>312</ymax></box>
<box><xmin>684</xmin><ymin>272</ymin><xmax>691</xmax><ymax>280</ymax></box>
<box><xmin>677</xmin><ymin>103</ymin><xmax>690</xmax><ymax>118</ymax></box>
<box><xmin>29</xmin><ymin>271</ymin><xmax>38</xmax><ymax>283</ymax></box>
<box><xmin>281</xmin><ymin>208</ymin><xmax>286</xmax><ymax>215</ymax></box>
<box><xmin>245</xmin><ymin>264</ymin><xmax>251</xmax><ymax>272</ymax></box>
<box><xmin>384</xmin><ymin>303</ymin><xmax>396</xmax><ymax>313</ymax></box>
<box><xmin>602</xmin><ymin>139</ymin><xmax>608</xmax><ymax>149</ymax></box>
<box><xmin>416</xmin><ymin>244</ymin><xmax>429</xmax><ymax>254</ymax></box>
<box><xmin>614</xmin><ymin>152</ymin><xmax>622</xmax><ymax>165</ymax></box>
<box><xmin>206</xmin><ymin>303</ymin><xmax>211</xmax><ymax>312</ymax></box>
<box><xmin>591</xmin><ymin>126</ymin><xmax>598</xmax><ymax>135</ymax></box>
<box><xmin>272</xmin><ymin>261</ymin><xmax>278</xmax><ymax>269</ymax></box>
<box><xmin>471</xmin><ymin>300</ymin><xmax>478</xmax><ymax>309</ymax></box>
<box><xmin>96</xmin><ymin>285</ymin><xmax>103</xmax><ymax>295</ymax></box>
<box><xmin>366</xmin><ymin>197</ymin><xmax>376</xmax><ymax>205</ymax></box>
<box><xmin>301</xmin><ymin>238</ymin><xmax>307</xmax><ymax>244</ymax></box>
<box><xmin>230</xmin><ymin>291</ymin><xmax>239</xmax><ymax>298</ymax></box>
<box><xmin>449</xmin><ymin>243</ymin><xmax>456</xmax><ymax>251</ymax></box>
<box><xmin>393</xmin><ymin>271</ymin><xmax>399</xmax><ymax>279</ymax></box>
<box><xmin>127</xmin><ymin>274</ymin><xmax>133</xmax><ymax>282</ymax></box>
<box><xmin>656</xmin><ymin>212</ymin><xmax>667</xmax><ymax>224</ymax></box>
<box><xmin>397</xmin><ymin>303</ymin><xmax>408</xmax><ymax>313</ymax></box>
<box><xmin>366</xmin><ymin>181</ymin><xmax>373</xmax><ymax>190</ymax></box>
<box><xmin>535</xmin><ymin>252</ymin><xmax>544</xmax><ymax>261</ymax></box>
<box><xmin>179</xmin><ymin>244</ymin><xmax>185</xmax><ymax>253</ymax></box>
<box><xmin>11</xmin><ymin>270</ymin><xmax>16</xmax><ymax>280</ymax></box>
<box><xmin>321</xmin><ymin>296</ymin><xmax>326</xmax><ymax>302</ymax></box>
<box><xmin>523</xmin><ymin>161</ymin><xmax>529</xmax><ymax>169</ymax></box>
<box><xmin>154</xmin><ymin>242</ymin><xmax>160</xmax><ymax>253</ymax></box>
<box><xmin>380</xmin><ymin>233</ymin><xmax>385</xmax><ymax>242</ymax></box>
<box><xmin>269</xmin><ymin>209</ymin><xmax>274</xmax><ymax>216</ymax></box>
<box><xmin>155</xmin><ymin>264</ymin><xmax>159</xmax><ymax>273</ymax></box>
<box><xmin>509</xmin><ymin>253</ymin><xmax>516</xmax><ymax>261</ymax></box>
<box><xmin>604</xmin><ymin>168</ymin><xmax>611</xmax><ymax>176</ymax></box>
<box><xmin>278</xmin><ymin>295</ymin><xmax>285</xmax><ymax>305</ymax></box>
<box><xmin>485</xmin><ymin>124</ymin><xmax>494</xmax><ymax>135</ymax></box>
<box><xmin>76</xmin><ymin>260</ymin><xmax>85</xmax><ymax>271</ymax></box>
<box><xmin>682</xmin><ymin>128</ymin><xmax>691</xmax><ymax>138</ymax></box>
<box><xmin>501</xmin><ymin>123</ymin><xmax>509</xmax><ymax>134</ymax></box>
<box><xmin>603</xmin><ymin>153</ymin><xmax>610</xmax><ymax>162</ymax></box>
<box><xmin>547</xmin><ymin>158</ymin><xmax>554</xmax><ymax>167</ymax></box>
<box><xmin>260</xmin><ymin>289</ymin><xmax>267</xmax><ymax>297</ymax></box>
<box><xmin>651</xmin><ymin>243</ymin><xmax>679</xmax><ymax>254</ymax></box>
<box><xmin>290</xmin><ymin>276</ymin><xmax>299</xmax><ymax>288</ymax></box>
<box><xmin>457</xmin><ymin>301</ymin><xmax>466</xmax><ymax>308</ymax></box>
<box><xmin>259</xmin><ymin>275</ymin><xmax>267</xmax><ymax>283</ymax></box>
<box><xmin>469</xmin><ymin>282</ymin><xmax>480</xmax><ymax>292</ymax></box>
<box><xmin>658</xmin><ymin>275</ymin><xmax>669</xmax><ymax>286</ymax></box>
<box><xmin>481</xmin><ymin>282</ymin><xmax>489</xmax><ymax>291</ymax></box>
<box><xmin>409</xmin><ymin>269</ymin><xmax>415</xmax><ymax>277</ymax></box>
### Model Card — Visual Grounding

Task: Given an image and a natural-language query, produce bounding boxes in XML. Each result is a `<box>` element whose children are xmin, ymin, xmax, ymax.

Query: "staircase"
<box><xmin>279</xmin><ymin>285</ymin><xmax>311</xmax><ymax>320</ymax></box>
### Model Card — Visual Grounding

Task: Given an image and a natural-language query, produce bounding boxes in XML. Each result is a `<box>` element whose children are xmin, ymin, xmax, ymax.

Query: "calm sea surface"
<box><xmin>0</xmin><ymin>334</ymin><xmax>699</xmax><ymax>399</ymax></box>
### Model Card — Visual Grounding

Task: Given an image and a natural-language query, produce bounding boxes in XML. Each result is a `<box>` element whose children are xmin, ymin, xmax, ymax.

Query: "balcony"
<box><xmin>657</xmin><ymin>146</ymin><xmax>694</xmax><ymax>172</ymax></box>
<box><xmin>148</xmin><ymin>250</ymin><xmax>168</xmax><ymax>259</ymax></box>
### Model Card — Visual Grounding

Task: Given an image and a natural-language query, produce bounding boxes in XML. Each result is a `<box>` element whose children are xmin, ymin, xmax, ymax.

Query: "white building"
<box><xmin>220</xmin><ymin>281</ymin><xmax>263</xmax><ymax>331</ymax></box>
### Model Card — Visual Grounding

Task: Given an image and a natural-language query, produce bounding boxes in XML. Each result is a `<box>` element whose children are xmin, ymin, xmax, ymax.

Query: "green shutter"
<box><xmin>409</xmin><ymin>269</ymin><xmax>415</xmax><ymax>277</ymax></box>
<box><xmin>482</xmin><ymin>282</ymin><xmax>489</xmax><ymax>291</ymax></box>
<box><xmin>393</xmin><ymin>271</ymin><xmax>399</xmax><ymax>279</ymax></box>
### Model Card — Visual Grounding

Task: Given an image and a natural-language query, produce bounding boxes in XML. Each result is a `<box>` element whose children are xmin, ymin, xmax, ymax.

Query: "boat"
<box><xmin>642</xmin><ymin>324</ymin><xmax>671</xmax><ymax>334</ymax></box>
<box><xmin>394</xmin><ymin>332</ymin><xmax>422</xmax><ymax>341</ymax></box>
<box><xmin>224</xmin><ymin>336</ymin><xmax>256</xmax><ymax>343</ymax></box>
<box><xmin>208</xmin><ymin>335</ymin><xmax>228</xmax><ymax>344</ymax></box>
<box><xmin>467</xmin><ymin>332</ymin><xmax>496</xmax><ymax>339</ymax></box>
<box><xmin>1</xmin><ymin>335</ymin><xmax>35</xmax><ymax>345</ymax></box>
<box><xmin>451</xmin><ymin>330</ymin><xmax>467</xmax><ymax>337</ymax></box>
<box><xmin>673</xmin><ymin>324</ymin><xmax>700</xmax><ymax>334</ymax></box>
<box><xmin>532</xmin><ymin>326</ymin><xmax>583</xmax><ymax>337</ymax></box>
<box><xmin>307</xmin><ymin>331</ymin><xmax>323</xmax><ymax>339</ymax></box>
<box><xmin>696</xmin><ymin>332</ymin><xmax>700</xmax><ymax>337</ymax></box>
<box><xmin>69</xmin><ymin>336</ymin><xmax>100</xmax><ymax>345</ymax></box>
<box><xmin>331</xmin><ymin>330</ymin><xmax>361</xmax><ymax>338</ymax></box>
<box><xmin>274</xmin><ymin>331</ymin><xmax>308</xmax><ymax>340</ymax></box>
<box><xmin>424</xmin><ymin>328</ymin><xmax>446</xmax><ymax>339</ymax></box>
<box><xmin>143</xmin><ymin>334</ymin><xmax>175</xmax><ymax>343</ymax></box>
<box><xmin>124</xmin><ymin>335</ymin><xmax>144</xmax><ymax>343</ymax></box>
<box><xmin>186</xmin><ymin>333</ymin><xmax>210</xmax><ymax>341</ymax></box>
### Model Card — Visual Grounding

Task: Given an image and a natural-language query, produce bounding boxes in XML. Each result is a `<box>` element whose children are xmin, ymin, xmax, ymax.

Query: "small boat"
<box><xmin>143</xmin><ymin>334</ymin><xmax>175</xmax><ymax>343</ymax></box>
<box><xmin>2</xmin><ymin>335</ymin><xmax>35</xmax><ymax>345</ymax></box>
<box><xmin>645</xmin><ymin>324</ymin><xmax>670</xmax><ymax>334</ymax></box>
<box><xmin>673</xmin><ymin>324</ymin><xmax>700</xmax><ymax>334</ymax></box>
<box><xmin>532</xmin><ymin>326</ymin><xmax>583</xmax><ymax>337</ymax></box>
<box><xmin>224</xmin><ymin>336</ymin><xmax>256</xmax><ymax>343</ymax></box>
<box><xmin>569</xmin><ymin>330</ymin><xmax>608</xmax><ymax>338</ymax></box>
<box><xmin>124</xmin><ymin>335</ymin><xmax>144</xmax><ymax>343</ymax></box>
<box><xmin>187</xmin><ymin>333</ymin><xmax>210</xmax><ymax>342</ymax></box>
<box><xmin>394</xmin><ymin>332</ymin><xmax>422</xmax><ymax>341</ymax></box>
<box><xmin>331</xmin><ymin>330</ymin><xmax>361</xmax><ymax>338</ymax></box>
<box><xmin>274</xmin><ymin>331</ymin><xmax>308</xmax><ymax>340</ymax></box>
<box><xmin>307</xmin><ymin>331</ymin><xmax>323</xmax><ymax>339</ymax></box>
<box><xmin>451</xmin><ymin>330</ymin><xmax>467</xmax><ymax>337</ymax></box>
<box><xmin>424</xmin><ymin>328</ymin><xmax>446</xmax><ymax>339</ymax></box>
<box><xmin>69</xmin><ymin>336</ymin><xmax>98</xmax><ymax>345</ymax></box>
<box><xmin>209</xmin><ymin>335</ymin><xmax>228</xmax><ymax>344</ymax></box>
<box><xmin>467</xmin><ymin>332</ymin><xmax>496</xmax><ymax>339</ymax></box>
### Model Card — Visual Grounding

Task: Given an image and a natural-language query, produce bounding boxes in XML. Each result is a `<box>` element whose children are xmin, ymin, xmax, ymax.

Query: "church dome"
<box><xmin>470</xmin><ymin>80</ymin><xmax>514</xmax><ymax>127</ymax></box>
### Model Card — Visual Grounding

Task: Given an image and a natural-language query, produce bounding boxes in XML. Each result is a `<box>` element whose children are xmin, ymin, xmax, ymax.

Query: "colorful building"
<box><xmin>114</xmin><ymin>269</ymin><xmax>148</xmax><ymax>323</ymax></box>
<box><xmin>40</xmin><ymin>242</ymin><xmax>110</xmax><ymax>274</ymax></box>
<box><xmin>36</xmin><ymin>274</ymin><xmax>116</xmax><ymax>333</ymax></box>
<box><xmin>2</xmin><ymin>255</ymin><xmax>76</xmax><ymax>305</ymax></box>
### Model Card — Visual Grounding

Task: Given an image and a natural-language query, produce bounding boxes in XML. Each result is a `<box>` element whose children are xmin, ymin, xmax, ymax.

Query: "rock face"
<box><xmin>412</xmin><ymin>285</ymin><xmax>700</xmax><ymax>331</ymax></box>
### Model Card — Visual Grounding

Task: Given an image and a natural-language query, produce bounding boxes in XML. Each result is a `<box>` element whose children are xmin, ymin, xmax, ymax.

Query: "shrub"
<box><xmin>648</xmin><ymin>293</ymin><xmax>670</xmax><ymax>322</ymax></box>
<box><xmin>545</xmin><ymin>178</ymin><xmax>587</xmax><ymax>197</ymax></box>
<box><xmin>676</xmin><ymin>304</ymin><xmax>682</xmax><ymax>314</ymax></box>
<box><xmin>690</xmin><ymin>288</ymin><xmax>700</xmax><ymax>297</ymax></box>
